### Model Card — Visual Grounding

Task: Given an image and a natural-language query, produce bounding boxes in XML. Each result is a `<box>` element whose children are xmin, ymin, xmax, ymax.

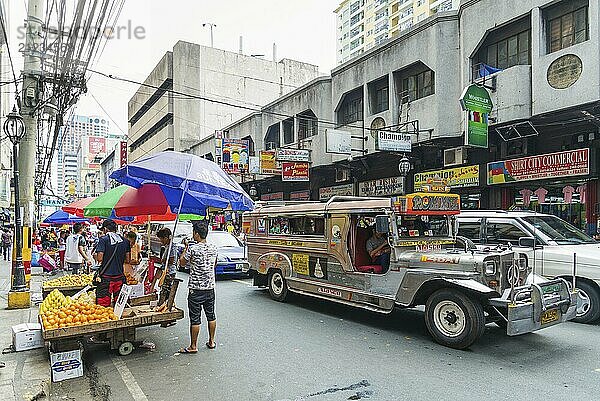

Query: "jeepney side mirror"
<box><xmin>518</xmin><ymin>237</ymin><xmax>541</xmax><ymax>249</ymax></box>
<box><xmin>375</xmin><ymin>215</ymin><xmax>389</xmax><ymax>234</ymax></box>
<box><xmin>452</xmin><ymin>217</ymin><xmax>459</xmax><ymax>237</ymax></box>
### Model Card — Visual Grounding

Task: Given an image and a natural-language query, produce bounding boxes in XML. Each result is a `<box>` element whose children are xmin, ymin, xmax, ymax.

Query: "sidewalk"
<box><xmin>0</xmin><ymin>260</ymin><xmax>50</xmax><ymax>400</ymax></box>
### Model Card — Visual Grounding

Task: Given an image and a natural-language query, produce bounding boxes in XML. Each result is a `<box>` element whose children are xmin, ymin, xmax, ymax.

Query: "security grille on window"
<box><xmin>546</xmin><ymin>0</ymin><xmax>588</xmax><ymax>53</ymax></box>
<box><xmin>402</xmin><ymin>70</ymin><xmax>435</xmax><ymax>102</ymax></box>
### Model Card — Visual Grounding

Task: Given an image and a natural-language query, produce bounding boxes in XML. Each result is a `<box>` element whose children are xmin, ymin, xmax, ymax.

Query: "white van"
<box><xmin>457</xmin><ymin>210</ymin><xmax>600</xmax><ymax>323</ymax></box>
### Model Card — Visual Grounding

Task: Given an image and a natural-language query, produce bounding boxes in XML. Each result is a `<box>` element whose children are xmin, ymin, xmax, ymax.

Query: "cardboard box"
<box><xmin>50</xmin><ymin>341</ymin><xmax>83</xmax><ymax>382</ymax></box>
<box><xmin>11</xmin><ymin>323</ymin><xmax>44</xmax><ymax>352</ymax></box>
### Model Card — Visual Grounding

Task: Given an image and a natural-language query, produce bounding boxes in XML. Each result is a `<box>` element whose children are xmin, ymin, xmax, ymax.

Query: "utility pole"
<box><xmin>202</xmin><ymin>23</ymin><xmax>216</xmax><ymax>47</ymax></box>
<box><xmin>19</xmin><ymin>0</ymin><xmax>44</xmax><ymax>279</ymax></box>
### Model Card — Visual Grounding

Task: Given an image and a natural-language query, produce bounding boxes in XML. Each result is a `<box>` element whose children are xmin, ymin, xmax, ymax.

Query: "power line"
<box><xmin>89</xmin><ymin>91</ymin><xmax>125</xmax><ymax>134</ymax></box>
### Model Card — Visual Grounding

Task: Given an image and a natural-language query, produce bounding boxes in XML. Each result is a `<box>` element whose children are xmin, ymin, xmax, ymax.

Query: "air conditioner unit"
<box><xmin>335</xmin><ymin>168</ymin><xmax>350</xmax><ymax>183</ymax></box>
<box><xmin>443</xmin><ymin>147</ymin><xmax>467</xmax><ymax>167</ymax></box>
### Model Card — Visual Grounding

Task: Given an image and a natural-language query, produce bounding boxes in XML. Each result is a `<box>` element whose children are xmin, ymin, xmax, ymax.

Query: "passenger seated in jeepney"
<box><xmin>366</xmin><ymin>226</ymin><xmax>391</xmax><ymax>271</ymax></box>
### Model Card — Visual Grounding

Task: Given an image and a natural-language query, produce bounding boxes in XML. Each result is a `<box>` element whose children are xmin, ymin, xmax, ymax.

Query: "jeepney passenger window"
<box><xmin>396</xmin><ymin>215</ymin><xmax>448</xmax><ymax>237</ymax></box>
<box><xmin>289</xmin><ymin>217</ymin><xmax>325</xmax><ymax>236</ymax></box>
<box><xmin>269</xmin><ymin>218</ymin><xmax>289</xmax><ymax>235</ymax></box>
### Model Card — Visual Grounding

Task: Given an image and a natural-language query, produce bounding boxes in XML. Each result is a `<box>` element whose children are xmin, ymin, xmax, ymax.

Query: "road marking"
<box><xmin>110</xmin><ymin>355</ymin><xmax>148</xmax><ymax>401</ymax></box>
<box><xmin>233</xmin><ymin>279</ymin><xmax>251</xmax><ymax>285</ymax></box>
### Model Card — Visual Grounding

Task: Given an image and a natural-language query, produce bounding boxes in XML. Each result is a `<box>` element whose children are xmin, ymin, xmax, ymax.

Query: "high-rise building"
<box><xmin>335</xmin><ymin>0</ymin><xmax>459</xmax><ymax>64</ymax></box>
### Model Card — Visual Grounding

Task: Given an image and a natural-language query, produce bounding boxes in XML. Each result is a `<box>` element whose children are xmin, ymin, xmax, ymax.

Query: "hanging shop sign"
<box><xmin>248</xmin><ymin>156</ymin><xmax>260</xmax><ymax>174</ymax></box>
<box><xmin>325</xmin><ymin>129</ymin><xmax>352</xmax><ymax>155</ymax></box>
<box><xmin>276</xmin><ymin>148</ymin><xmax>310</xmax><ymax>162</ymax></box>
<box><xmin>319</xmin><ymin>184</ymin><xmax>354</xmax><ymax>201</ymax></box>
<box><xmin>488</xmin><ymin>148</ymin><xmax>589</xmax><ymax>185</ymax></box>
<box><xmin>282</xmin><ymin>162</ymin><xmax>310</xmax><ymax>182</ymax></box>
<box><xmin>414</xmin><ymin>165</ymin><xmax>480</xmax><ymax>189</ymax></box>
<box><xmin>376</xmin><ymin>131</ymin><xmax>411</xmax><ymax>152</ymax></box>
<box><xmin>259</xmin><ymin>151</ymin><xmax>281</xmax><ymax>175</ymax></box>
<box><xmin>460</xmin><ymin>84</ymin><xmax>493</xmax><ymax>148</ymax></box>
<box><xmin>221</xmin><ymin>139</ymin><xmax>249</xmax><ymax>174</ymax></box>
<box><xmin>547</xmin><ymin>54</ymin><xmax>583</xmax><ymax>90</ymax></box>
<box><xmin>358</xmin><ymin>177</ymin><xmax>404</xmax><ymax>197</ymax></box>
<box><xmin>119</xmin><ymin>141</ymin><xmax>128</xmax><ymax>167</ymax></box>
<box><xmin>290</xmin><ymin>190</ymin><xmax>311</xmax><ymax>201</ymax></box>
<box><xmin>260</xmin><ymin>192</ymin><xmax>284</xmax><ymax>201</ymax></box>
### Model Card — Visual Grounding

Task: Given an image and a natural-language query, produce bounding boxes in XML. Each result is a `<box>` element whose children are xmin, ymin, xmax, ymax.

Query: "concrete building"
<box><xmin>0</xmin><ymin>2</ymin><xmax>13</xmax><ymax>210</ymax></box>
<box><xmin>222</xmin><ymin>0</ymin><xmax>600</xmax><ymax>236</ymax></box>
<box><xmin>127</xmin><ymin>42</ymin><xmax>321</xmax><ymax>162</ymax></box>
<box><xmin>335</xmin><ymin>0</ymin><xmax>459</xmax><ymax>64</ymax></box>
<box><xmin>76</xmin><ymin>133</ymin><xmax>123</xmax><ymax>197</ymax></box>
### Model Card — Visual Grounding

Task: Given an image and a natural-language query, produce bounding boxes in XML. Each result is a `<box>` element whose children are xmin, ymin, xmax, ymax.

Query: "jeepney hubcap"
<box><xmin>576</xmin><ymin>288</ymin><xmax>591</xmax><ymax>317</ymax></box>
<box><xmin>271</xmin><ymin>272</ymin><xmax>284</xmax><ymax>295</ymax></box>
<box><xmin>433</xmin><ymin>301</ymin><xmax>466</xmax><ymax>338</ymax></box>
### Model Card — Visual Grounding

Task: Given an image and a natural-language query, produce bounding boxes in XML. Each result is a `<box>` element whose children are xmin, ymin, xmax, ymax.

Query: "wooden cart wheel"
<box><xmin>118</xmin><ymin>341</ymin><xmax>134</xmax><ymax>356</ymax></box>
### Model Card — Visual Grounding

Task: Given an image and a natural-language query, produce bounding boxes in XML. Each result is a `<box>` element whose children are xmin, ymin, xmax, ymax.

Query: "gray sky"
<box><xmin>8</xmin><ymin>0</ymin><xmax>339</xmax><ymax>135</ymax></box>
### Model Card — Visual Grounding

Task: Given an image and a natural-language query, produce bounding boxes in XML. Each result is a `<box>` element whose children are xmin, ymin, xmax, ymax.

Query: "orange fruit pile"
<box><xmin>41</xmin><ymin>301</ymin><xmax>118</xmax><ymax>330</ymax></box>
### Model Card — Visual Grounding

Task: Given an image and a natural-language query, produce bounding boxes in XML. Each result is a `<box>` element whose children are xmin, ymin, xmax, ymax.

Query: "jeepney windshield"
<box><xmin>395</xmin><ymin>215</ymin><xmax>450</xmax><ymax>238</ymax></box>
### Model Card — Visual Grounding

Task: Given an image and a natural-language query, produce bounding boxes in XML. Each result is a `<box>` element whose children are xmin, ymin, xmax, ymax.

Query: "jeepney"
<box><xmin>243</xmin><ymin>185</ymin><xmax>578</xmax><ymax>349</ymax></box>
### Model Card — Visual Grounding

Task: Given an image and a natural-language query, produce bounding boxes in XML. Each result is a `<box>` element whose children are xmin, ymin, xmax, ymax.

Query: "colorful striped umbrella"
<box><xmin>62</xmin><ymin>197</ymin><xmax>96</xmax><ymax>217</ymax></box>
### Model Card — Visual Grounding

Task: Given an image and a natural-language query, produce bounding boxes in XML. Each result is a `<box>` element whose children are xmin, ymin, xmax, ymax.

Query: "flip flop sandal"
<box><xmin>178</xmin><ymin>347</ymin><xmax>197</xmax><ymax>354</ymax></box>
<box><xmin>206</xmin><ymin>342</ymin><xmax>216</xmax><ymax>349</ymax></box>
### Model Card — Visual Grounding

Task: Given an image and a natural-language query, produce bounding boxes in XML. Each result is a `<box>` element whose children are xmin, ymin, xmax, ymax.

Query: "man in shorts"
<box><xmin>178</xmin><ymin>222</ymin><xmax>217</xmax><ymax>353</ymax></box>
<box><xmin>65</xmin><ymin>223</ymin><xmax>92</xmax><ymax>274</ymax></box>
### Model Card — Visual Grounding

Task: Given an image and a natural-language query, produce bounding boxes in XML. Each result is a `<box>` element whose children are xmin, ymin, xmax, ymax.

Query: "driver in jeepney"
<box><xmin>366</xmin><ymin>226</ymin><xmax>391</xmax><ymax>270</ymax></box>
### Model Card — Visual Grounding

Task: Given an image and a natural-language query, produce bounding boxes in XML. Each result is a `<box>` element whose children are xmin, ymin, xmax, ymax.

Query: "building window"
<box><xmin>283</xmin><ymin>118</ymin><xmax>294</xmax><ymax>145</ymax></box>
<box><xmin>369</xmin><ymin>76</ymin><xmax>389</xmax><ymax>114</ymax></box>
<box><xmin>485</xmin><ymin>30</ymin><xmax>530</xmax><ymax>69</ymax></box>
<box><xmin>547</xmin><ymin>4</ymin><xmax>588</xmax><ymax>53</ymax></box>
<box><xmin>337</xmin><ymin>88</ymin><xmax>364</xmax><ymax>125</ymax></box>
<box><xmin>297</xmin><ymin>110</ymin><xmax>318</xmax><ymax>141</ymax></box>
<box><xmin>402</xmin><ymin>69</ymin><xmax>434</xmax><ymax>102</ymax></box>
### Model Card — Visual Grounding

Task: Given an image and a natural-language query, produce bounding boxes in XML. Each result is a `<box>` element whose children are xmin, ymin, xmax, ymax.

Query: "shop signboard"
<box><xmin>261</xmin><ymin>192</ymin><xmax>284</xmax><ymax>201</ymax></box>
<box><xmin>119</xmin><ymin>141</ymin><xmax>128</xmax><ymax>167</ymax></box>
<box><xmin>376</xmin><ymin>131</ymin><xmax>411</xmax><ymax>152</ymax></box>
<box><xmin>248</xmin><ymin>156</ymin><xmax>260</xmax><ymax>174</ymax></box>
<box><xmin>319</xmin><ymin>184</ymin><xmax>354</xmax><ymax>201</ymax></box>
<box><xmin>276</xmin><ymin>148</ymin><xmax>310</xmax><ymax>162</ymax></box>
<box><xmin>221</xmin><ymin>139</ymin><xmax>249</xmax><ymax>174</ymax></box>
<box><xmin>290</xmin><ymin>190</ymin><xmax>311</xmax><ymax>201</ymax></box>
<box><xmin>460</xmin><ymin>84</ymin><xmax>493</xmax><ymax>148</ymax></box>
<box><xmin>0</xmin><ymin>171</ymin><xmax>10</xmax><ymax>207</ymax></box>
<box><xmin>488</xmin><ymin>148</ymin><xmax>589</xmax><ymax>185</ymax></box>
<box><xmin>40</xmin><ymin>198</ymin><xmax>69</xmax><ymax>207</ymax></box>
<box><xmin>358</xmin><ymin>177</ymin><xmax>404</xmax><ymax>197</ymax></box>
<box><xmin>414</xmin><ymin>165</ymin><xmax>480</xmax><ymax>189</ymax></box>
<box><xmin>260</xmin><ymin>151</ymin><xmax>281</xmax><ymax>175</ymax></box>
<box><xmin>282</xmin><ymin>162</ymin><xmax>310</xmax><ymax>182</ymax></box>
<box><xmin>326</xmin><ymin>129</ymin><xmax>352</xmax><ymax>155</ymax></box>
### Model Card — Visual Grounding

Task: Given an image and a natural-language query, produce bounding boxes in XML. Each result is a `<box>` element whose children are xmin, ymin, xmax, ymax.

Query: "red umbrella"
<box><xmin>62</xmin><ymin>197</ymin><xmax>96</xmax><ymax>217</ymax></box>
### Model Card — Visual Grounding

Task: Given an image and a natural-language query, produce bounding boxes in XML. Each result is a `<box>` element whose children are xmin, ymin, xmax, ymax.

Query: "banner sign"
<box><xmin>290</xmin><ymin>190</ymin><xmax>311</xmax><ymax>201</ymax></box>
<box><xmin>319</xmin><ymin>184</ymin><xmax>354</xmax><ymax>201</ymax></box>
<box><xmin>248</xmin><ymin>156</ymin><xmax>260</xmax><ymax>174</ymax></box>
<box><xmin>119</xmin><ymin>141</ymin><xmax>128</xmax><ymax>167</ymax></box>
<box><xmin>359</xmin><ymin>177</ymin><xmax>404</xmax><ymax>197</ymax></box>
<box><xmin>414</xmin><ymin>165</ymin><xmax>480</xmax><ymax>189</ymax></box>
<box><xmin>460</xmin><ymin>84</ymin><xmax>493</xmax><ymax>148</ymax></box>
<box><xmin>261</xmin><ymin>192</ymin><xmax>284</xmax><ymax>201</ymax></box>
<box><xmin>276</xmin><ymin>148</ymin><xmax>310</xmax><ymax>162</ymax></box>
<box><xmin>376</xmin><ymin>131</ymin><xmax>411</xmax><ymax>152</ymax></box>
<box><xmin>40</xmin><ymin>198</ymin><xmax>69</xmax><ymax>207</ymax></box>
<box><xmin>326</xmin><ymin>129</ymin><xmax>351</xmax><ymax>155</ymax></box>
<box><xmin>488</xmin><ymin>148</ymin><xmax>589</xmax><ymax>185</ymax></box>
<box><xmin>282</xmin><ymin>162</ymin><xmax>310</xmax><ymax>182</ymax></box>
<box><xmin>221</xmin><ymin>139</ymin><xmax>249</xmax><ymax>174</ymax></box>
<box><xmin>260</xmin><ymin>151</ymin><xmax>281</xmax><ymax>175</ymax></box>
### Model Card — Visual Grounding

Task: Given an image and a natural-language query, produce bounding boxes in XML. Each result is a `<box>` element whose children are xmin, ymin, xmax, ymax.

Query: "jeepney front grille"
<box><xmin>500</xmin><ymin>254</ymin><xmax>528</xmax><ymax>290</ymax></box>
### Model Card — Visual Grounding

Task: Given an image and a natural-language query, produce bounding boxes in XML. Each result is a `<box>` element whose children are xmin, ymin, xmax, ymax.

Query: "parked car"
<box><xmin>457</xmin><ymin>210</ymin><xmax>600</xmax><ymax>323</ymax></box>
<box><xmin>178</xmin><ymin>230</ymin><xmax>249</xmax><ymax>276</ymax></box>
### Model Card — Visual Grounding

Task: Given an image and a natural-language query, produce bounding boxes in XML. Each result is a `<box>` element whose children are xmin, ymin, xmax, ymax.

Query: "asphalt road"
<box><xmin>51</xmin><ymin>273</ymin><xmax>600</xmax><ymax>401</ymax></box>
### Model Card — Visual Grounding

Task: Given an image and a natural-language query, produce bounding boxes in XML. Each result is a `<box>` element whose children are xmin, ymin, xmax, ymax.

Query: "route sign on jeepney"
<box><xmin>393</xmin><ymin>180</ymin><xmax>460</xmax><ymax>215</ymax></box>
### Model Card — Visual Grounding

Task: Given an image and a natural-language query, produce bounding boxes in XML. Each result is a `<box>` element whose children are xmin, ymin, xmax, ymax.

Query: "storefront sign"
<box><xmin>319</xmin><ymin>184</ymin><xmax>354</xmax><ymax>201</ymax></box>
<box><xmin>260</xmin><ymin>192</ymin><xmax>284</xmax><ymax>201</ymax></box>
<box><xmin>276</xmin><ymin>148</ymin><xmax>310</xmax><ymax>162</ymax></box>
<box><xmin>460</xmin><ymin>84</ymin><xmax>493</xmax><ymax>148</ymax></box>
<box><xmin>547</xmin><ymin>54</ymin><xmax>582</xmax><ymax>90</ymax></box>
<box><xmin>119</xmin><ymin>141</ymin><xmax>128</xmax><ymax>167</ymax></box>
<box><xmin>488</xmin><ymin>148</ymin><xmax>589</xmax><ymax>185</ymax></box>
<box><xmin>376</xmin><ymin>131</ymin><xmax>411</xmax><ymax>152</ymax></box>
<box><xmin>359</xmin><ymin>177</ymin><xmax>404</xmax><ymax>197</ymax></box>
<box><xmin>282</xmin><ymin>162</ymin><xmax>310</xmax><ymax>182</ymax></box>
<box><xmin>414</xmin><ymin>165</ymin><xmax>480</xmax><ymax>189</ymax></box>
<box><xmin>326</xmin><ymin>129</ymin><xmax>351</xmax><ymax>155</ymax></box>
<box><xmin>40</xmin><ymin>198</ymin><xmax>69</xmax><ymax>207</ymax></box>
<box><xmin>290</xmin><ymin>190</ymin><xmax>310</xmax><ymax>201</ymax></box>
<box><xmin>221</xmin><ymin>139</ymin><xmax>249</xmax><ymax>174</ymax></box>
<box><xmin>259</xmin><ymin>151</ymin><xmax>281</xmax><ymax>175</ymax></box>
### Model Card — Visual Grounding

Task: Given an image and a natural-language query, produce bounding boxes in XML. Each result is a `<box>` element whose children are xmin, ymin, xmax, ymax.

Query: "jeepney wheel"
<box><xmin>268</xmin><ymin>270</ymin><xmax>288</xmax><ymax>302</ymax></box>
<box><xmin>425</xmin><ymin>289</ymin><xmax>485</xmax><ymax>350</ymax></box>
<box><xmin>118</xmin><ymin>342</ymin><xmax>134</xmax><ymax>356</ymax></box>
<box><xmin>572</xmin><ymin>280</ymin><xmax>600</xmax><ymax>324</ymax></box>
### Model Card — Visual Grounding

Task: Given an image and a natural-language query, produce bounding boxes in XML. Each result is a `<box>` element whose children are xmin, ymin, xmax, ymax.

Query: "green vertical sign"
<box><xmin>459</xmin><ymin>84</ymin><xmax>493</xmax><ymax>148</ymax></box>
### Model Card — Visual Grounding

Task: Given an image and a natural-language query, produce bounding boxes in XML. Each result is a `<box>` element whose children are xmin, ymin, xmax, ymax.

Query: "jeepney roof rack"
<box><xmin>254</xmin><ymin>200</ymin><xmax>321</xmax><ymax>208</ymax></box>
<box><xmin>325</xmin><ymin>196</ymin><xmax>390</xmax><ymax>209</ymax></box>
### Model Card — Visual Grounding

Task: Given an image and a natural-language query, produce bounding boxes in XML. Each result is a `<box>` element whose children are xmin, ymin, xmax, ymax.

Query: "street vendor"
<box><xmin>153</xmin><ymin>228</ymin><xmax>177</xmax><ymax>307</ymax></box>
<box><xmin>123</xmin><ymin>231</ymin><xmax>141</xmax><ymax>277</ymax></box>
<box><xmin>94</xmin><ymin>219</ymin><xmax>131</xmax><ymax>307</ymax></box>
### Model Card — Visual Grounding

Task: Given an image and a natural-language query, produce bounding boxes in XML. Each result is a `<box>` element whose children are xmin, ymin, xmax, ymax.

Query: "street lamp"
<box><xmin>4</xmin><ymin>106</ymin><xmax>27</xmax><ymax>293</ymax></box>
<box><xmin>398</xmin><ymin>154</ymin><xmax>412</xmax><ymax>177</ymax></box>
<box><xmin>202</xmin><ymin>23</ymin><xmax>216</xmax><ymax>48</ymax></box>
